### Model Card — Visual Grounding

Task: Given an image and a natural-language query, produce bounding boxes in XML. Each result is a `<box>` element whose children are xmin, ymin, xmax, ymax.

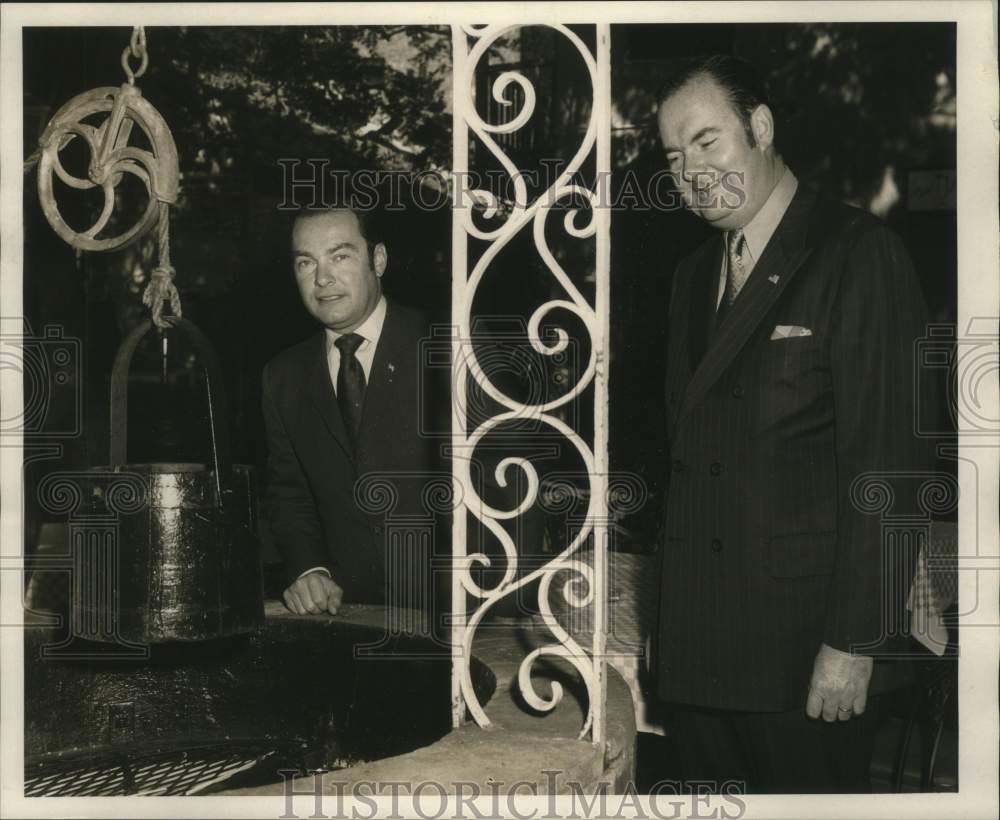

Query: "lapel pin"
<box><xmin>388</xmin><ymin>363</ymin><xmax>395</xmax><ymax>373</ymax></box>
<box><xmin>768</xmin><ymin>274</ymin><xmax>780</xmax><ymax>284</ymax></box>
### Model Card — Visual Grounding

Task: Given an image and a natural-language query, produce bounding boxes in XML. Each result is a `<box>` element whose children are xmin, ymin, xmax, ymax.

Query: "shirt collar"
<box><xmin>325</xmin><ymin>294</ymin><xmax>387</xmax><ymax>353</ymax></box>
<box><xmin>740</xmin><ymin>167</ymin><xmax>798</xmax><ymax>264</ymax></box>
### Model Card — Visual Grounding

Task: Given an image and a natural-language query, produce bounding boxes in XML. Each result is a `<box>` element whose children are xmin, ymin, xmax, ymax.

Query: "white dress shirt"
<box><xmin>717</xmin><ymin>168</ymin><xmax>799</xmax><ymax>307</ymax></box>
<box><xmin>325</xmin><ymin>295</ymin><xmax>387</xmax><ymax>392</ymax></box>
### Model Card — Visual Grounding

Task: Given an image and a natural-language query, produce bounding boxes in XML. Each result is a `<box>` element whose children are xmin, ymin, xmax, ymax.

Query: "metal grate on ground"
<box><xmin>25</xmin><ymin>741</ymin><xmax>311</xmax><ymax>796</ymax></box>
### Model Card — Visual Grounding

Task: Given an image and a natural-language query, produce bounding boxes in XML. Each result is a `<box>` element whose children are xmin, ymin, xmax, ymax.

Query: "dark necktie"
<box><xmin>715</xmin><ymin>229</ymin><xmax>747</xmax><ymax>326</ymax></box>
<box><xmin>335</xmin><ymin>333</ymin><xmax>366</xmax><ymax>443</ymax></box>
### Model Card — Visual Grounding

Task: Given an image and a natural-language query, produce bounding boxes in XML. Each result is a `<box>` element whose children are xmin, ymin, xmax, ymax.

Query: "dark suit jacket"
<box><xmin>656</xmin><ymin>186</ymin><xmax>932</xmax><ymax>711</ymax></box>
<box><xmin>261</xmin><ymin>300</ymin><xmax>446</xmax><ymax>605</ymax></box>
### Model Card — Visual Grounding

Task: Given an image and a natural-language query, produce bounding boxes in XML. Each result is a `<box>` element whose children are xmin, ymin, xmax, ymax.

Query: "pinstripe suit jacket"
<box><xmin>656</xmin><ymin>186</ymin><xmax>931</xmax><ymax>711</ymax></box>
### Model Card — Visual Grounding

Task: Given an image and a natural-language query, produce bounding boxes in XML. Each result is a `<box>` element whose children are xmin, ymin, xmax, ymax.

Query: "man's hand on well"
<box><xmin>283</xmin><ymin>571</ymin><xmax>343</xmax><ymax>616</ymax></box>
<box><xmin>806</xmin><ymin>642</ymin><xmax>874</xmax><ymax>722</ymax></box>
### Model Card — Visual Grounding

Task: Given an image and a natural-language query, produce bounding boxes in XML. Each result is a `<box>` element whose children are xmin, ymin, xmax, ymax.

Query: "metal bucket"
<box><xmin>76</xmin><ymin>318</ymin><xmax>264</xmax><ymax>643</ymax></box>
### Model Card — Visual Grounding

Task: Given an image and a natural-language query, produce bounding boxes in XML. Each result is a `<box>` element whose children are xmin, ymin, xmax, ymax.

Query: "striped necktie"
<box><xmin>716</xmin><ymin>229</ymin><xmax>747</xmax><ymax>325</ymax></box>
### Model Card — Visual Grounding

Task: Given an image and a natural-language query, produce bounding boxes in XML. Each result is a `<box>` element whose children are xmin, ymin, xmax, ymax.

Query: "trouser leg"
<box><xmin>735</xmin><ymin>695</ymin><xmax>886</xmax><ymax>793</ymax></box>
<box><xmin>666</xmin><ymin>705</ymin><xmax>756</xmax><ymax>794</ymax></box>
<box><xmin>666</xmin><ymin>697</ymin><xmax>886</xmax><ymax>794</ymax></box>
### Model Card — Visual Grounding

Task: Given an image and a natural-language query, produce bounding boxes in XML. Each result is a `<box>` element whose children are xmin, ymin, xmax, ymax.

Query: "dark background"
<box><xmin>21</xmin><ymin>23</ymin><xmax>957</xmax><ymax>562</ymax></box>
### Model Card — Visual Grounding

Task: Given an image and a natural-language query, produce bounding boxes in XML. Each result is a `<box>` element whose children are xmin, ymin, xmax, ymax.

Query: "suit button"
<box><xmin>673</xmin><ymin>460</ymin><xmax>685</xmax><ymax>473</ymax></box>
<box><xmin>710</xmin><ymin>538</ymin><xmax>723</xmax><ymax>552</ymax></box>
<box><xmin>732</xmin><ymin>385</ymin><xmax>744</xmax><ymax>398</ymax></box>
<box><xmin>709</xmin><ymin>461</ymin><xmax>722</xmax><ymax>476</ymax></box>
<box><xmin>711</xmin><ymin>676</ymin><xmax>720</xmax><ymax>685</ymax></box>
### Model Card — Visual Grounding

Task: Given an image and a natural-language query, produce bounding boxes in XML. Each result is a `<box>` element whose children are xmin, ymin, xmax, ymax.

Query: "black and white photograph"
<box><xmin>1</xmin><ymin>2</ymin><xmax>996</xmax><ymax>818</ymax></box>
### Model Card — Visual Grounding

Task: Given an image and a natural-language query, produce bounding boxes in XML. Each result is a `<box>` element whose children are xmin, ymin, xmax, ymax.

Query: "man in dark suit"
<box><xmin>262</xmin><ymin>207</ymin><xmax>443</xmax><ymax>617</ymax></box>
<box><xmin>654</xmin><ymin>56</ymin><xmax>931</xmax><ymax>792</ymax></box>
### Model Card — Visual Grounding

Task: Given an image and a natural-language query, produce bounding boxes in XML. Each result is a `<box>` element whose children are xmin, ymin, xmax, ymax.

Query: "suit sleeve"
<box><xmin>261</xmin><ymin>362</ymin><xmax>329</xmax><ymax>586</ymax></box>
<box><xmin>824</xmin><ymin>222</ymin><xmax>931</xmax><ymax>653</ymax></box>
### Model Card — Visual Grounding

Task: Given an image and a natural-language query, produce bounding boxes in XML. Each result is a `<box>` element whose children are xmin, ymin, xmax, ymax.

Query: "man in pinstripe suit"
<box><xmin>654</xmin><ymin>56</ymin><xmax>930</xmax><ymax>792</ymax></box>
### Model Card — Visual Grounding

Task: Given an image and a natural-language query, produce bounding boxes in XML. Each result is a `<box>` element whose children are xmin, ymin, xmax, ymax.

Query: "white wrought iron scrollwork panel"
<box><xmin>450</xmin><ymin>23</ymin><xmax>611</xmax><ymax>745</ymax></box>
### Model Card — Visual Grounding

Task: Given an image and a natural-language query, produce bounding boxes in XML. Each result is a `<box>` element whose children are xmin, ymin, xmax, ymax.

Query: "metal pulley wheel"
<box><xmin>36</xmin><ymin>82</ymin><xmax>180</xmax><ymax>252</ymax></box>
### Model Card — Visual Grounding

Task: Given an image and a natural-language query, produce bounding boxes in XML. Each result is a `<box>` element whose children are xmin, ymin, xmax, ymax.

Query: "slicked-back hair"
<box><xmin>657</xmin><ymin>54</ymin><xmax>773</xmax><ymax>149</ymax></box>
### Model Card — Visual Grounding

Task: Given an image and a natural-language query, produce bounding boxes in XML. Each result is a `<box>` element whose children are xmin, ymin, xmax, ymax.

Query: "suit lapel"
<box><xmin>676</xmin><ymin>187</ymin><xmax>818</xmax><ymax>424</ymax></box>
<box><xmin>689</xmin><ymin>239</ymin><xmax>723</xmax><ymax>371</ymax></box>
<box><xmin>359</xmin><ymin>299</ymin><xmax>401</xmax><ymax>444</ymax></box>
<box><xmin>305</xmin><ymin>332</ymin><xmax>354</xmax><ymax>463</ymax></box>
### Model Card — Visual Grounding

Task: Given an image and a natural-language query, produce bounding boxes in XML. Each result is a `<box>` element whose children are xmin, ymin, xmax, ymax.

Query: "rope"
<box><xmin>23</xmin><ymin>147</ymin><xmax>41</xmax><ymax>174</ymax></box>
<box><xmin>141</xmin><ymin>201</ymin><xmax>182</xmax><ymax>328</ymax></box>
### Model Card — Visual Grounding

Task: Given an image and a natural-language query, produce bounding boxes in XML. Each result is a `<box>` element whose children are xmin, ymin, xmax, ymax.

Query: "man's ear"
<box><xmin>750</xmin><ymin>103</ymin><xmax>775</xmax><ymax>151</ymax></box>
<box><xmin>373</xmin><ymin>243</ymin><xmax>387</xmax><ymax>277</ymax></box>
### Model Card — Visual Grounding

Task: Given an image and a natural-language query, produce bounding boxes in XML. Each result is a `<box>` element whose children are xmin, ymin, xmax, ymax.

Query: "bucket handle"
<box><xmin>109</xmin><ymin>317</ymin><xmax>232</xmax><ymax>505</ymax></box>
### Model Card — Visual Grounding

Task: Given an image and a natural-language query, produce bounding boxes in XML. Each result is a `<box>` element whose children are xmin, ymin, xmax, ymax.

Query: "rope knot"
<box><xmin>142</xmin><ymin>264</ymin><xmax>182</xmax><ymax>328</ymax></box>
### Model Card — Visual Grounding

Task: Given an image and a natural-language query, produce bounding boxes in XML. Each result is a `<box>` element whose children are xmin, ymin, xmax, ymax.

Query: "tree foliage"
<box><xmin>150</xmin><ymin>26</ymin><xmax>452</xmax><ymax>177</ymax></box>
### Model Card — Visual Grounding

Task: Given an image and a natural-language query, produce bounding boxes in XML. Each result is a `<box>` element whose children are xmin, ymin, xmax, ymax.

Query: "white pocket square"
<box><xmin>770</xmin><ymin>325</ymin><xmax>813</xmax><ymax>340</ymax></box>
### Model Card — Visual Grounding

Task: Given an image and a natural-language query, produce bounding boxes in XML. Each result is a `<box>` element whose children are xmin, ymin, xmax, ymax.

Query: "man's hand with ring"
<box><xmin>283</xmin><ymin>570</ymin><xmax>343</xmax><ymax>616</ymax></box>
<box><xmin>806</xmin><ymin>642</ymin><xmax>874</xmax><ymax>722</ymax></box>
